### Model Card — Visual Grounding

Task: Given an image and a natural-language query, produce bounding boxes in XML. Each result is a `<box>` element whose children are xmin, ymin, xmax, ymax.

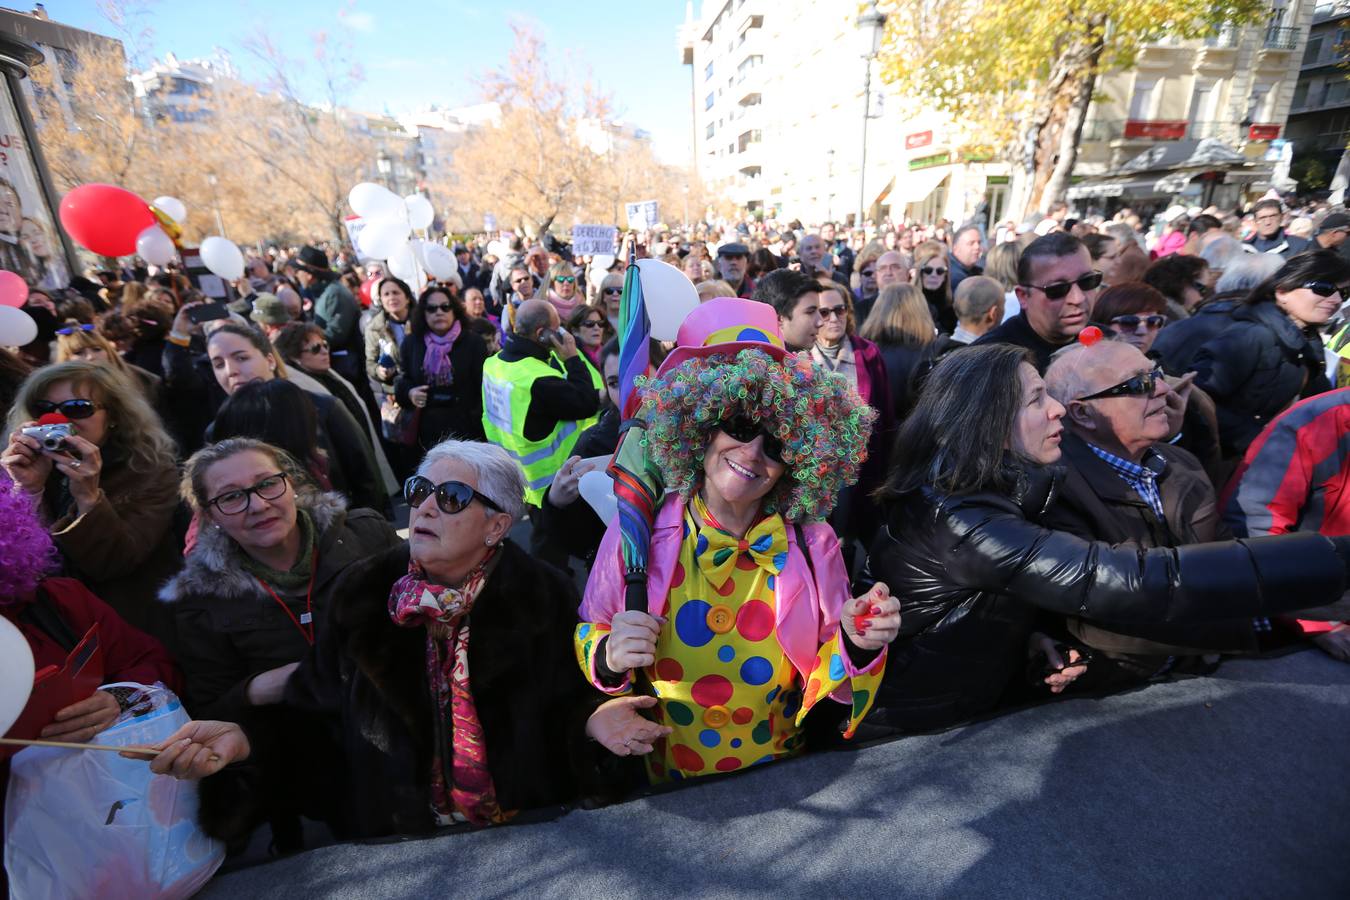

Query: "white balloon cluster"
<box><xmin>348</xmin><ymin>182</ymin><xmax>454</xmax><ymax>291</ymax></box>
<box><xmin>136</xmin><ymin>195</ymin><xmax>187</xmax><ymax>267</ymax></box>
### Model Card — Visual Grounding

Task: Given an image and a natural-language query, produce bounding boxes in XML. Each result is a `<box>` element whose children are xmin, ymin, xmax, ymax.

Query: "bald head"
<box><xmin>515</xmin><ymin>298</ymin><xmax>558</xmax><ymax>341</ymax></box>
<box><xmin>875</xmin><ymin>251</ymin><xmax>911</xmax><ymax>290</ymax></box>
<box><xmin>1045</xmin><ymin>339</ymin><xmax>1172</xmax><ymax>460</ymax></box>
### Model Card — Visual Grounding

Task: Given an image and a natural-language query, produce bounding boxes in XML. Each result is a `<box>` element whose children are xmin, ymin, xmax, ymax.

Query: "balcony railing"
<box><xmin>1263</xmin><ymin>25</ymin><xmax>1299</xmax><ymax>49</ymax></box>
<box><xmin>1188</xmin><ymin>121</ymin><xmax>1240</xmax><ymax>140</ymax></box>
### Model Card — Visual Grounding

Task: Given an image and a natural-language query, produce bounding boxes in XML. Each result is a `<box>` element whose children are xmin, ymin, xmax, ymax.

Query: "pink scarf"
<box><xmin>548</xmin><ymin>290</ymin><xmax>580</xmax><ymax>320</ymax></box>
<box><xmin>387</xmin><ymin>550</ymin><xmax>510</xmax><ymax>826</ymax></box>
<box><xmin>423</xmin><ymin>320</ymin><xmax>461</xmax><ymax>385</ymax></box>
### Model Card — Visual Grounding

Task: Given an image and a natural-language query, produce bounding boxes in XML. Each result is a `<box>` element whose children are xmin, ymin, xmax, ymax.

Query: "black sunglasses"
<box><xmin>602</xmin><ymin>287</ymin><xmax>623</xmax><ymax>296</ymax></box>
<box><xmin>859</xmin><ymin>268</ymin><xmax>875</xmax><ymax>278</ymax></box>
<box><xmin>425</xmin><ymin>303</ymin><xmax>454</xmax><ymax>313</ymax></box>
<box><xmin>303</xmin><ymin>341</ymin><xmax>329</xmax><ymax>354</ymax></box>
<box><xmin>404</xmin><ymin>475</ymin><xmax>504</xmax><ymax>515</ymax></box>
<box><xmin>1076</xmin><ymin>366</ymin><xmax>1164</xmax><ymax>402</ymax></box>
<box><xmin>920</xmin><ymin>266</ymin><xmax>947</xmax><ymax>277</ymax></box>
<box><xmin>819</xmin><ymin>306</ymin><xmax>848</xmax><ymax>319</ymax></box>
<box><xmin>34</xmin><ymin>398</ymin><xmax>101</xmax><ymax>419</ymax></box>
<box><xmin>1109</xmin><ymin>314</ymin><xmax>1165</xmax><ymax>331</ymax></box>
<box><xmin>1024</xmin><ymin>271</ymin><xmax>1103</xmax><ymax>300</ymax></box>
<box><xmin>55</xmin><ymin>323</ymin><xmax>96</xmax><ymax>336</ymax></box>
<box><xmin>1304</xmin><ymin>281</ymin><xmax>1343</xmax><ymax>298</ymax></box>
<box><xmin>581</xmin><ymin>318</ymin><xmax>605</xmax><ymax>328</ymax></box>
<box><xmin>717</xmin><ymin>415</ymin><xmax>784</xmax><ymax>463</ymax></box>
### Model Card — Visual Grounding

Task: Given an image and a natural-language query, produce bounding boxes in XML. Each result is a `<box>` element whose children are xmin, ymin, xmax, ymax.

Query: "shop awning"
<box><xmin>897</xmin><ymin>168</ymin><xmax>950</xmax><ymax>205</ymax></box>
<box><xmin>1066</xmin><ymin>175</ymin><xmax>1173</xmax><ymax>200</ymax></box>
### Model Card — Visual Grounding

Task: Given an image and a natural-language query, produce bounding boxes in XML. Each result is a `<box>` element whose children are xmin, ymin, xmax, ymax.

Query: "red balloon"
<box><xmin>0</xmin><ymin>270</ymin><xmax>27</xmax><ymax>308</ymax></box>
<box><xmin>58</xmin><ymin>183</ymin><xmax>155</xmax><ymax>257</ymax></box>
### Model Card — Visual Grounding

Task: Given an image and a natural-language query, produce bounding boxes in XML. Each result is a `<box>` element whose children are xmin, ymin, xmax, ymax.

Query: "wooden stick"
<box><xmin>0</xmin><ymin>737</ymin><xmax>158</xmax><ymax>757</ymax></box>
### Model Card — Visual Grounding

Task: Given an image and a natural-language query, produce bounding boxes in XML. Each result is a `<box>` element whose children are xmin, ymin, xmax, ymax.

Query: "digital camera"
<box><xmin>21</xmin><ymin>422</ymin><xmax>74</xmax><ymax>451</ymax></box>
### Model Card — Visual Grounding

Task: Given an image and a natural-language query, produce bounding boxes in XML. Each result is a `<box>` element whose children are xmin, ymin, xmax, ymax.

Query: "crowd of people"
<box><xmin>2</xmin><ymin>194</ymin><xmax>1350</xmax><ymax>882</ymax></box>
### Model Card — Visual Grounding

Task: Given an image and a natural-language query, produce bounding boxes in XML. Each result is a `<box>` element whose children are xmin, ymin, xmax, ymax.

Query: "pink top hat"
<box><xmin>655</xmin><ymin>296</ymin><xmax>788</xmax><ymax>378</ymax></box>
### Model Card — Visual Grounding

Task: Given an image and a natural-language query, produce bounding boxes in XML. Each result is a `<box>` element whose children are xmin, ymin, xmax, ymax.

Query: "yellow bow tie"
<box><xmin>691</xmin><ymin>497</ymin><xmax>789</xmax><ymax>589</ymax></box>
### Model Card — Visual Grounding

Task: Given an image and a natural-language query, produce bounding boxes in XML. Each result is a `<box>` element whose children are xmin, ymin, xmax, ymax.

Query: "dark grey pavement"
<box><xmin>200</xmin><ymin>650</ymin><xmax>1350</xmax><ymax>899</ymax></box>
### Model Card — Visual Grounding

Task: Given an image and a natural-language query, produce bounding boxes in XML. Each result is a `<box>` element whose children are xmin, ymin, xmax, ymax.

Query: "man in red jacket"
<box><xmin>1222</xmin><ymin>388</ymin><xmax>1350</xmax><ymax>661</ymax></box>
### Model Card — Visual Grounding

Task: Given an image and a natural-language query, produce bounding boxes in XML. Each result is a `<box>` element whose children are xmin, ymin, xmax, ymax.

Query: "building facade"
<box><xmin>1285</xmin><ymin>1</ymin><xmax>1350</xmax><ymax>189</ymax></box>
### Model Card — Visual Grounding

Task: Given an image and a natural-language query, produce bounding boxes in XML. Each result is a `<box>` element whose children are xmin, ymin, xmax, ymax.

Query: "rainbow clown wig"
<box><xmin>0</xmin><ymin>478</ymin><xmax>57</xmax><ymax>603</ymax></box>
<box><xmin>636</xmin><ymin>347</ymin><xmax>876</xmax><ymax>523</ymax></box>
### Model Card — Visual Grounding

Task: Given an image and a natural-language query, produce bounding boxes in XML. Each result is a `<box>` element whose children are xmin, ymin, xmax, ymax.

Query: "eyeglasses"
<box><xmin>1023</xmin><ymin>271</ymin><xmax>1103</xmax><ymax>300</ymax></box>
<box><xmin>511</xmin><ymin>277</ymin><xmax>532</xmax><ymax>285</ymax></box>
<box><xmin>33</xmin><ymin>398</ymin><xmax>101</xmax><ymax>419</ymax></box>
<box><xmin>819</xmin><ymin>306</ymin><xmax>848</xmax><ymax>319</ymax></box>
<box><xmin>1076</xmin><ymin>366</ymin><xmax>1164</xmax><ymax>402</ymax></box>
<box><xmin>207</xmin><ymin>472</ymin><xmax>289</xmax><ymax>515</ymax></box>
<box><xmin>920</xmin><ymin>266</ymin><xmax>948</xmax><ymax>277</ymax></box>
<box><xmin>1303</xmin><ymin>281</ymin><xmax>1343</xmax><ymax>298</ymax></box>
<box><xmin>425</xmin><ymin>303</ymin><xmax>454</xmax><ymax>313</ymax></box>
<box><xmin>303</xmin><ymin>340</ymin><xmax>329</xmax><ymax>354</ymax></box>
<box><xmin>55</xmin><ymin>324</ymin><xmax>96</xmax><ymax>336</ymax></box>
<box><xmin>581</xmin><ymin>319</ymin><xmax>605</xmax><ymax>328</ymax></box>
<box><xmin>716</xmin><ymin>415</ymin><xmax>784</xmax><ymax>463</ymax></box>
<box><xmin>859</xmin><ymin>268</ymin><xmax>875</xmax><ymax>278</ymax></box>
<box><xmin>602</xmin><ymin>287</ymin><xmax>623</xmax><ymax>296</ymax></box>
<box><xmin>404</xmin><ymin>475</ymin><xmax>504</xmax><ymax>515</ymax></box>
<box><xmin>554</xmin><ymin>276</ymin><xmax>576</xmax><ymax>284</ymax></box>
<box><xmin>604</xmin><ymin>376</ymin><xmax>620</xmax><ymax>389</ymax></box>
<box><xmin>1109</xmin><ymin>314</ymin><xmax>1165</xmax><ymax>331</ymax></box>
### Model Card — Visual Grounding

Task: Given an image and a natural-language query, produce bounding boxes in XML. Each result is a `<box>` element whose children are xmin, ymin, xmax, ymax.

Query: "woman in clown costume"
<box><xmin>576</xmin><ymin>297</ymin><xmax>901</xmax><ymax>782</ymax></box>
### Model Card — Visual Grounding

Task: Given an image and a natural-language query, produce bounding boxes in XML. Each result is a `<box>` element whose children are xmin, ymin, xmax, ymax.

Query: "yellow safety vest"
<box><xmin>481</xmin><ymin>352</ymin><xmax>585</xmax><ymax>505</ymax></box>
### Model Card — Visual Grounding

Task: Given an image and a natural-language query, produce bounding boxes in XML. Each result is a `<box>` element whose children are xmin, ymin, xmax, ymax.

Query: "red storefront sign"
<box><xmin>905</xmin><ymin>130</ymin><xmax>933</xmax><ymax>150</ymax></box>
<box><xmin>1248</xmin><ymin>124</ymin><xmax>1280</xmax><ymax>141</ymax></box>
<box><xmin>1123</xmin><ymin>119</ymin><xmax>1187</xmax><ymax>140</ymax></box>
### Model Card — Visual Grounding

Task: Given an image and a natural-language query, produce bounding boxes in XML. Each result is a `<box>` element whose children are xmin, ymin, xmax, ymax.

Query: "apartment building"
<box><xmin>1285</xmin><ymin>1</ymin><xmax>1350</xmax><ymax>187</ymax></box>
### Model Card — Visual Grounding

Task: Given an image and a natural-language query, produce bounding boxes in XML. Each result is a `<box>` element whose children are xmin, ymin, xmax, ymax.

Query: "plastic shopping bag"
<box><xmin>5</xmin><ymin>682</ymin><xmax>224</xmax><ymax>900</ymax></box>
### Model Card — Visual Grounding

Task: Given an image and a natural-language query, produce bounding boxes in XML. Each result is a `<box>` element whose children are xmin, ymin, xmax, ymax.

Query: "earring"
<box><xmin>485</xmin><ymin>539</ymin><xmax>495</xmax><ymax>547</ymax></box>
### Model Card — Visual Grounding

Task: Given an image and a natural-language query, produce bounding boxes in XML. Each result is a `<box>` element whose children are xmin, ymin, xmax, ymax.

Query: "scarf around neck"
<box><xmin>238</xmin><ymin>509</ymin><xmax>316</xmax><ymax>591</ymax></box>
<box><xmin>423</xmin><ymin>320</ymin><xmax>461</xmax><ymax>384</ymax></box>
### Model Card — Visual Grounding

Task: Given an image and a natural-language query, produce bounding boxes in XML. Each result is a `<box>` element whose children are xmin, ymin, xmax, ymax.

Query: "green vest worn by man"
<box><xmin>482</xmin><ymin>351</ymin><xmax>585</xmax><ymax>504</ymax></box>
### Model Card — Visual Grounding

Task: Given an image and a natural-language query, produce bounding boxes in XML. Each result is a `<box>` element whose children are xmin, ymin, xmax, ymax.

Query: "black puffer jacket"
<box><xmin>866</xmin><ymin>465</ymin><xmax>1350</xmax><ymax>732</ymax></box>
<box><xmin>1191</xmin><ymin>300</ymin><xmax>1331</xmax><ymax>457</ymax></box>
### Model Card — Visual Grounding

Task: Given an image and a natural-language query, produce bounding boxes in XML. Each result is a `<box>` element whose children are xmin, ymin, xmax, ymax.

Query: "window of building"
<box><xmin>1247</xmin><ymin>79</ymin><xmax>1274</xmax><ymax>121</ymax></box>
<box><xmin>706</xmin><ymin>92</ymin><xmax>714</xmax><ymax>110</ymax></box>
<box><xmin>1304</xmin><ymin>36</ymin><xmax>1324</xmax><ymax>65</ymax></box>
<box><xmin>1190</xmin><ymin>78</ymin><xmax>1217</xmax><ymax>122</ymax></box>
<box><xmin>1292</xmin><ymin>81</ymin><xmax>1310</xmax><ymax>109</ymax></box>
<box><xmin>705</xmin><ymin>61</ymin><xmax>714</xmax><ymax>81</ymax></box>
<box><xmin>706</xmin><ymin>122</ymin><xmax>715</xmax><ymax>139</ymax></box>
<box><xmin>1328</xmin><ymin>79</ymin><xmax>1350</xmax><ymax>104</ymax></box>
<box><xmin>1128</xmin><ymin>77</ymin><xmax>1159</xmax><ymax>119</ymax></box>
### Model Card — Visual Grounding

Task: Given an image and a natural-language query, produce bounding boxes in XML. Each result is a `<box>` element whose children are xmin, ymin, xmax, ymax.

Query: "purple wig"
<box><xmin>0</xmin><ymin>477</ymin><xmax>56</xmax><ymax>603</ymax></box>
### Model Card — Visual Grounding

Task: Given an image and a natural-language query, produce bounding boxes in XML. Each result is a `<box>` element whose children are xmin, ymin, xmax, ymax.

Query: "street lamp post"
<box><xmin>856</xmin><ymin>1</ymin><xmax>887</xmax><ymax>229</ymax></box>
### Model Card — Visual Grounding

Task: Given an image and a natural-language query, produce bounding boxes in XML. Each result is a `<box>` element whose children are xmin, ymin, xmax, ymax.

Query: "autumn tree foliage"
<box><xmin>876</xmin><ymin>0</ymin><xmax>1267</xmax><ymax>217</ymax></box>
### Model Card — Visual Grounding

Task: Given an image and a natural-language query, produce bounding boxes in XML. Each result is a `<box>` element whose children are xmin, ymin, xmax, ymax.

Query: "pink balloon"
<box><xmin>0</xmin><ymin>270</ymin><xmax>27</xmax><ymax>308</ymax></box>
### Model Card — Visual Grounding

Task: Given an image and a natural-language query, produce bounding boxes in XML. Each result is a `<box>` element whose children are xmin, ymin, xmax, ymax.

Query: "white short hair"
<box><xmin>1215</xmin><ymin>253</ymin><xmax>1283</xmax><ymax>296</ymax></box>
<box><xmin>418</xmin><ymin>440</ymin><xmax>527</xmax><ymax>522</ymax></box>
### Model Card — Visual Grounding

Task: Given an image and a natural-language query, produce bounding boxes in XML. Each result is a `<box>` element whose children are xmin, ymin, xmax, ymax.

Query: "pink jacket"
<box><xmin>579</xmin><ymin>495</ymin><xmax>881</xmax><ymax>695</ymax></box>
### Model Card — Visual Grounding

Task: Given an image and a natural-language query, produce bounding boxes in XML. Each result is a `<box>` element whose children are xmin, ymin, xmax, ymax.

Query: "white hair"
<box><xmin>1215</xmin><ymin>253</ymin><xmax>1283</xmax><ymax>296</ymax></box>
<box><xmin>1199</xmin><ymin>235</ymin><xmax>1248</xmax><ymax>271</ymax></box>
<box><xmin>418</xmin><ymin>439</ymin><xmax>527</xmax><ymax>522</ymax></box>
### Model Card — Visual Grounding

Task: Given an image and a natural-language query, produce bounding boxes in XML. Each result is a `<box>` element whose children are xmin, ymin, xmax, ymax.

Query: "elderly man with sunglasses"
<box><xmin>974</xmin><ymin>233</ymin><xmax>1103</xmax><ymax>371</ymax></box>
<box><xmin>1040</xmin><ymin>340</ymin><xmax>1258</xmax><ymax>687</ymax></box>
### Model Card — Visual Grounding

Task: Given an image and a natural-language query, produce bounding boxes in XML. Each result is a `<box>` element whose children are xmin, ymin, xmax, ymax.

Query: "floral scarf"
<box><xmin>387</xmin><ymin>548</ymin><xmax>510</xmax><ymax>826</ymax></box>
<box><xmin>423</xmin><ymin>319</ymin><xmax>461</xmax><ymax>385</ymax></box>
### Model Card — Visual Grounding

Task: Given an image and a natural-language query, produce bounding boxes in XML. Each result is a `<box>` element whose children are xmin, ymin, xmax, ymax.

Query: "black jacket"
<box><xmin>536</xmin><ymin>406</ymin><xmax>621</xmax><ymax>564</ymax></box>
<box><xmin>1191</xmin><ymin>300</ymin><xmax>1331</xmax><ymax>458</ymax></box>
<box><xmin>1152</xmin><ymin>296</ymin><xmax>1239</xmax><ymax>376</ymax></box>
<box><xmin>197</xmin><ymin>540</ymin><xmax>608</xmax><ymax>842</ymax></box>
<box><xmin>495</xmin><ymin>334</ymin><xmax>601</xmax><ymax>443</ymax></box>
<box><xmin>1036</xmin><ymin>434</ymin><xmax>1255</xmax><ymax>659</ymax></box>
<box><xmin>394</xmin><ymin>328</ymin><xmax>489</xmax><ymax>447</ymax></box>
<box><xmin>159</xmin><ymin>492</ymin><xmax>400</xmax><ymax>722</ymax></box>
<box><xmin>866</xmin><ymin>465</ymin><xmax>1350</xmax><ymax>731</ymax></box>
<box><xmin>972</xmin><ymin>311</ymin><xmax>1066</xmax><ymax>371</ymax></box>
<box><xmin>1246</xmin><ymin>231</ymin><xmax>1311</xmax><ymax>258</ymax></box>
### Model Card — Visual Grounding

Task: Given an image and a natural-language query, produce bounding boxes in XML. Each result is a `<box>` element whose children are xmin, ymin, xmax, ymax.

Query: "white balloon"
<box><xmin>486</xmin><ymin>240</ymin><xmax>506</xmax><ymax>259</ymax></box>
<box><xmin>386</xmin><ymin>240</ymin><xmax>420</xmax><ymax>284</ymax></box>
<box><xmin>199</xmin><ymin>236</ymin><xmax>245</xmax><ymax>281</ymax></box>
<box><xmin>348</xmin><ymin>182</ymin><xmax>405</xmax><ymax>221</ymax></box>
<box><xmin>360</xmin><ymin>218</ymin><xmax>412</xmax><ymax>261</ymax></box>
<box><xmin>0</xmin><ymin>305</ymin><xmax>38</xmax><ymax>347</ymax></box>
<box><xmin>579</xmin><ymin>468</ymin><xmax>618</xmax><ymax>526</ymax></box>
<box><xmin>404</xmin><ymin>194</ymin><xmax>434</xmax><ymax>231</ymax></box>
<box><xmin>151</xmin><ymin>195</ymin><xmax>187</xmax><ymax>224</ymax></box>
<box><xmin>0</xmin><ymin>617</ymin><xmax>35</xmax><ymax>736</ymax></box>
<box><xmin>635</xmin><ymin>258</ymin><xmax>701</xmax><ymax>341</ymax></box>
<box><xmin>589</xmin><ymin>253</ymin><xmax>616</xmax><ymax>270</ymax></box>
<box><xmin>135</xmin><ymin>225</ymin><xmax>176</xmax><ymax>266</ymax></box>
<box><xmin>421</xmin><ymin>241</ymin><xmax>457</xmax><ymax>280</ymax></box>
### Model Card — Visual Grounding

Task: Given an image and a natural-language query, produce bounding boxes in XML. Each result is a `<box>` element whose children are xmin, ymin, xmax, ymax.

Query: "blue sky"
<box><xmin>40</xmin><ymin>0</ymin><xmax>695</xmax><ymax>161</ymax></box>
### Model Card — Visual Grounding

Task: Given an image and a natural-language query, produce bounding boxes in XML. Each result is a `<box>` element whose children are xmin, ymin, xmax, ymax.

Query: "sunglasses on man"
<box><xmin>1076</xmin><ymin>366</ymin><xmax>1165</xmax><ymax>402</ymax></box>
<box><xmin>1023</xmin><ymin>271</ymin><xmax>1103</xmax><ymax>301</ymax></box>
<box><xmin>404</xmin><ymin>475</ymin><xmax>504</xmax><ymax>515</ymax></box>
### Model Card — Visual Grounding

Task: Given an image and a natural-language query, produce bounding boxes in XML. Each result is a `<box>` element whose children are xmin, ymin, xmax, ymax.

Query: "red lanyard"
<box><xmin>255</xmin><ymin>552</ymin><xmax>318</xmax><ymax>646</ymax></box>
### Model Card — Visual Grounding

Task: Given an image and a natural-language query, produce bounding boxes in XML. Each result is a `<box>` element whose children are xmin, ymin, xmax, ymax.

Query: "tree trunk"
<box><xmin>1039</xmin><ymin>62</ymin><xmax>1099</xmax><ymax>212</ymax></box>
